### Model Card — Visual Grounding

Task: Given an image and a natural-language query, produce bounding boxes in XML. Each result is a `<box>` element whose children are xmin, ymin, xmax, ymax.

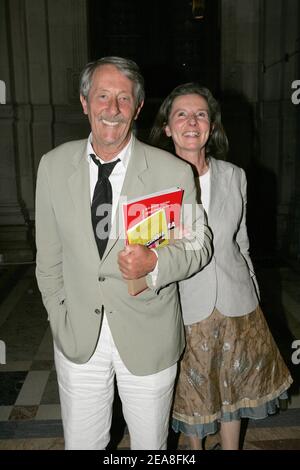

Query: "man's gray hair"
<box><xmin>79</xmin><ymin>56</ymin><xmax>145</xmax><ymax>106</ymax></box>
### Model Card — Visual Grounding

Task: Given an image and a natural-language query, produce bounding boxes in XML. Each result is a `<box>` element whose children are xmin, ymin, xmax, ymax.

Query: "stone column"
<box><xmin>0</xmin><ymin>0</ymin><xmax>89</xmax><ymax>261</ymax></box>
<box><xmin>0</xmin><ymin>0</ymin><xmax>31</xmax><ymax>261</ymax></box>
<box><xmin>220</xmin><ymin>0</ymin><xmax>260</xmax><ymax>169</ymax></box>
<box><xmin>220</xmin><ymin>0</ymin><xmax>300</xmax><ymax>261</ymax></box>
<box><xmin>260</xmin><ymin>0</ymin><xmax>300</xmax><ymax>256</ymax></box>
<box><xmin>290</xmin><ymin>4</ymin><xmax>300</xmax><ymax>261</ymax></box>
<box><xmin>47</xmin><ymin>0</ymin><xmax>89</xmax><ymax>146</ymax></box>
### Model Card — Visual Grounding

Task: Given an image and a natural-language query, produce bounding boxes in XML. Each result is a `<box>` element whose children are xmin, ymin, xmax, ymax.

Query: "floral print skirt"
<box><xmin>172</xmin><ymin>306</ymin><xmax>293</xmax><ymax>439</ymax></box>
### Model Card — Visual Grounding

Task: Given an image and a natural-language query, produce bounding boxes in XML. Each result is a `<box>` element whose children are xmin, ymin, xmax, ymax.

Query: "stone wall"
<box><xmin>220</xmin><ymin>0</ymin><xmax>300</xmax><ymax>261</ymax></box>
<box><xmin>0</xmin><ymin>0</ymin><xmax>89</xmax><ymax>261</ymax></box>
<box><xmin>0</xmin><ymin>0</ymin><xmax>299</xmax><ymax>262</ymax></box>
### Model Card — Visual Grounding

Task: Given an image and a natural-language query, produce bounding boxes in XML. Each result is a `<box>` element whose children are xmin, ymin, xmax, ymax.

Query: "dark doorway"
<box><xmin>88</xmin><ymin>0</ymin><xmax>220</xmax><ymax>137</ymax></box>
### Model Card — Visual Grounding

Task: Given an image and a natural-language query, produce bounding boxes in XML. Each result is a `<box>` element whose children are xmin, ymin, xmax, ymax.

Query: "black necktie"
<box><xmin>90</xmin><ymin>154</ymin><xmax>120</xmax><ymax>258</ymax></box>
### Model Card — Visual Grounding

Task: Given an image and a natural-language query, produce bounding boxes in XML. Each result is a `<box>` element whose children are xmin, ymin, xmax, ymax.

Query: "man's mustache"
<box><xmin>97</xmin><ymin>114</ymin><xmax>126</xmax><ymax>124</ymax></box>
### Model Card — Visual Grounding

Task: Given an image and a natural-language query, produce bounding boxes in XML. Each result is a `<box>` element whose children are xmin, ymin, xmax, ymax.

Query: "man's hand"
<box><xmin>118</xmin><ymin>244</ymin><xmax>157</xmax><ymax>280</ymax></box>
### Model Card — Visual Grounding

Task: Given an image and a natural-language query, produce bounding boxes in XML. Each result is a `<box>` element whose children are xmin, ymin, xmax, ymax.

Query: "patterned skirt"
<box><xmin>172</xmin><ymin>306</ymin><xmax>293</xmax><ymax>439</ymax></box>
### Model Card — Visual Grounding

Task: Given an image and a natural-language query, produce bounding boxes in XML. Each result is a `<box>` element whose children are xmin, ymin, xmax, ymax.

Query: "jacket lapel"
<box><xmin>208</xmin><ymin>157</ymin><xmax>233</xmax><ymax>228</ymax></box>
<box><xmin>67</xmin><ymin>143</ymin><xmax>100</xmax><ymax>259</ymax></box>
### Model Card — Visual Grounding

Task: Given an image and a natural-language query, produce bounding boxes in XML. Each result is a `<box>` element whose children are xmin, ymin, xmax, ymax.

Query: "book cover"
<box><xmin>122</xmin><ymin>187</ymin><xmax>184</xmax><ymax>295</ymax></box>
<box><xmin>127</xmin><ymin>208</ymin><xmax>169</xmax><ymax>249</ymax></box>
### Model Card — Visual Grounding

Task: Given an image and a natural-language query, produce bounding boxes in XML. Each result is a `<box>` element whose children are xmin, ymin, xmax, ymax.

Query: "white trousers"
<box><xmin>54</xmin><ymin>314</ymin><xmax>177</xmax><ymax>450</ymax></box>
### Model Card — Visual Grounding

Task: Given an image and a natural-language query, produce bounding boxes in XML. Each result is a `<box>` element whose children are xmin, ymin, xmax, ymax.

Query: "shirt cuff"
<box><xmin>149</xmin><ymin>249</ymin><xmax>158</xmax><ymax>286</ymax></box>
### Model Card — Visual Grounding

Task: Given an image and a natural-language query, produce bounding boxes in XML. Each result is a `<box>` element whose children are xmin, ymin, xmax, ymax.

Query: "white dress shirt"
<box><xmin>86</xmin><ymin>132</ymin><xmax>132</xmax><ymax>222</ymax></box>
<box><xmin>199</xmin><ymin>167</ymin><xmax>211</xmax><ymax>215</ymax></box>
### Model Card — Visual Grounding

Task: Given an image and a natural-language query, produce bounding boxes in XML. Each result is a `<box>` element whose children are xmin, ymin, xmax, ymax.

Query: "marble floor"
<box><xmin>0</xmin><ymin>262</ymin><xmax>300</xmax><ymax>451</ymax></box>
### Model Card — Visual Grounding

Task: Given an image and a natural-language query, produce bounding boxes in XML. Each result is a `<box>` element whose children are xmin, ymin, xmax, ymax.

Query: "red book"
<box><xmin>122</xmin><ymin>187</ymin><xmax>184</xmax><ymax>295</ymax></box>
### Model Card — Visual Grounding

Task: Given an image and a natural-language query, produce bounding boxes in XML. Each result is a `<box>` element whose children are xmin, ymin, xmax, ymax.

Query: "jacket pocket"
<box><xmin>47</xmin><ymin>287</ymin><xmax>68</xmax><ymax>340</ymax></box>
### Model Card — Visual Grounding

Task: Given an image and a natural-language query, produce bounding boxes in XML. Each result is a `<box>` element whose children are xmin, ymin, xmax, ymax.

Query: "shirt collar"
<box><xmin>86</xmin><ymin>133</ymin><xmax>133</xmax><ymax>170</ymax></box>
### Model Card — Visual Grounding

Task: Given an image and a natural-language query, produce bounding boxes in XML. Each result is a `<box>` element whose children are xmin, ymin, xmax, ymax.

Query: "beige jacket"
<box><xmin>35</xmin><ymin>138</ymin><xmax>212</xmax><ymax>374</ymax></box>
<box><xmin>179</xmin><ymin>157</ymin><xmax>259</xmax><ymax>324</ymax></box>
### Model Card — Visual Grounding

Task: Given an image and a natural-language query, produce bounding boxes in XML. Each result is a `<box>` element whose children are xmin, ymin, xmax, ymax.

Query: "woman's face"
<box><xmin>165</xmin><ymin>94</ymin><xmax>212</xmax><ymax>157</ymax></box>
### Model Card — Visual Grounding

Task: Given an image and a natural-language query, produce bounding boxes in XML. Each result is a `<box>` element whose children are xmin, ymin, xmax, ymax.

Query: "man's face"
<box><xmin>80</xmin><ymin>64</ymin><xmax>143</xmax><ymax>160</ymax></box>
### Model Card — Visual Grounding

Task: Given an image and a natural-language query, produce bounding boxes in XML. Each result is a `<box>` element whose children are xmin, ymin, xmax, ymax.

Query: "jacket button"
<box><xmin>94</xmin><ymin>308</ymin><xmax>101</xmax><ymax>315</ymax></box>
<box><xmin>98</xmin><ymin>276</ymin><xmax>105</xmax><ymax>282</ymax></box>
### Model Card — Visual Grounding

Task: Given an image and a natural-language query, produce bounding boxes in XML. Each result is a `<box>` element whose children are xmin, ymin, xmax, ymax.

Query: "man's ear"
<box><xmin>80</xmin><ymin>94</ymin><xmax>88</xmax><ymax>115</ymax></box>
<box><xmin>134</xmin><ymin>100</ymin><xmax>144</xmax><ymax>120</ymax></box>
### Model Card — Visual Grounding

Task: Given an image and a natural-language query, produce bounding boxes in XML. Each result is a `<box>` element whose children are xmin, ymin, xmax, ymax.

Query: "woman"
<box><xmin>149</xmin><ymin>83</ymin><xmax>293</xmax><ymax>450</ymax></box>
